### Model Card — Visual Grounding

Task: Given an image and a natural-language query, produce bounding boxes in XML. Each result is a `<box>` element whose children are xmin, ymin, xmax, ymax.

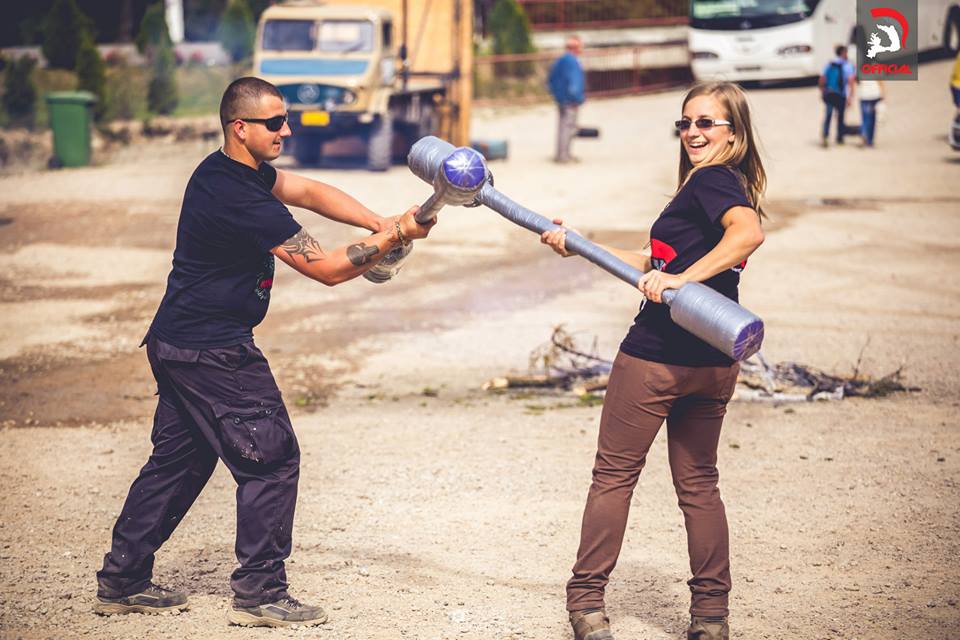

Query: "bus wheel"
<box><xmin>946</xmin><ymin>9</ymin><xmax>960</xmax><ymax>55</ymax></box>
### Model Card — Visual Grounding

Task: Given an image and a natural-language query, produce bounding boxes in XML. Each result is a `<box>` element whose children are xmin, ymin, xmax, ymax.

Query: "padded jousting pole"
<box><xmin>406</xmin><ymin>136</ymin><xmax>764</xmax><ymax>361</ymax></box>
<box><xmin>364</xmin><ymin>145</ymin><xmax>488</xmax><ymax>283</ymax></box>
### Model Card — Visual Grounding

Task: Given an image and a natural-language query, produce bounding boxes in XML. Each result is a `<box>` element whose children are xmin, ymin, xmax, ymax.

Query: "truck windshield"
<box><xmin>690</xmin><ymin>0</ymin><xmax>821</xmax><ymax>29</ymax></box>
<box><xmin>319</xmin><ymin>20</ymin><xmax>374</xmax><ymax>53</ymax></box>
<box><xmin>262</xmin><ymin>20</ymin><xmax>317</xmax><ymax>51</ymax></box>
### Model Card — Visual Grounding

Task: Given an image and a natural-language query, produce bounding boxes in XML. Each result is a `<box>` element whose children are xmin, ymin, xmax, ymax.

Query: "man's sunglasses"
<box><xmin>232</xmin><ymin>114</ymin><xmax>288</xmax><ymax>132</ymax></box>
<box><xmin>675</xmin><ymin>118</ymin><xmax>733</xmax><ymax>131</ymax></box>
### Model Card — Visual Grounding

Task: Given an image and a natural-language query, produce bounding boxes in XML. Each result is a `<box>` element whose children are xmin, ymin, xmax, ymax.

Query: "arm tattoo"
<box><xmin>346</xmin><ymin>242</ymin><xmax>380</xmax><ymax>266</ymax></box>
<box><xmin>280</xmin><ymin>229</ymin><xmax>325</xmax><ymax>263</ymax></box>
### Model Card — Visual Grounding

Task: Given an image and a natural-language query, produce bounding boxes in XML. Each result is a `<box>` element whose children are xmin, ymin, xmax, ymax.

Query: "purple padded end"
<box><xmin>442</xmin><ymin>147</ymin><xmax>486</xmax><ymax>189</ymax></box>
<box><xmin>731</xmin><ymin>320</ymin><xmax>764</xmax><ymax>361</ymax></box>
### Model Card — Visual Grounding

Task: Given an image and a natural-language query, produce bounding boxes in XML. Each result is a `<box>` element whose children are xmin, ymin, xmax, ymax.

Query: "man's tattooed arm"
<box><xmin>346</xmin><ymin>243</ymin><xmax>380</xmax><ymax>266</ymax></box>
<box><xmin>272</xmin><ymin>222</ymin><xmax>401</xmax><ymax>286</ymax></box>
<box><xmin>279</xmin><ymin>229</ymin><xmax>325</xmax><ymax>263</ymax></box>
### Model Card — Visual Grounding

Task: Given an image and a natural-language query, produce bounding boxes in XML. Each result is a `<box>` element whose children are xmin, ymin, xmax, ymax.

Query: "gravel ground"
<box><xmin>0</xmin><ymin>60</ymin><xmax>958</xmax><ymax>639</ymax></box>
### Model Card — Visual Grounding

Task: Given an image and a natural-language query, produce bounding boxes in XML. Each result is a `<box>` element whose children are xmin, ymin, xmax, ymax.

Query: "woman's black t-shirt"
<box><xmin>620</xmin><ymin>165</ymin><xmax>753</xmax><ymax>367</ymax></box>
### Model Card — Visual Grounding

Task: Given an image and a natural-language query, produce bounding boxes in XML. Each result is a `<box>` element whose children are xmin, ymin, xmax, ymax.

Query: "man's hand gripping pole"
<box><xmin>363</xmin><ymin>146</ymin><xmax>489</xmax><ymax>283</ymax></box>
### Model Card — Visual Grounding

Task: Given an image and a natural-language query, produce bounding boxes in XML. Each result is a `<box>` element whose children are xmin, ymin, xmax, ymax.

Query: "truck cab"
<box><xmin>254</xmin><ymin>2</ymin><xmax>443</xmax><ymax>169</ymax></box>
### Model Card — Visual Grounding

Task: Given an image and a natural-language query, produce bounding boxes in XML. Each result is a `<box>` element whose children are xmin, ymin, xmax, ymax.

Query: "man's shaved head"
<box><xmin>219</xmin><ymin>77</ymin><xmax>284</xmax><ymax>128</ymax></box>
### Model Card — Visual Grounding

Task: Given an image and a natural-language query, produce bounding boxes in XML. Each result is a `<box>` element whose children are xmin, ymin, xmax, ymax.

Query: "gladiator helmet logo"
<box><xmin>865</xmin><ymin>7</ymin><xmax>907</xmax><ymax>59</ymax></box>
<box><xmin>856</xmin><ymin>0</ymin><xmax>917</xmax><ymax>81</ymax></box>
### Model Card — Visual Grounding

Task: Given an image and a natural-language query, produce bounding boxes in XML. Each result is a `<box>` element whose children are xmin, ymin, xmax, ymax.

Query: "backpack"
<box><xmin>825</xmin><ymin>61</ymin><xmax>845</xmax><ymax>95</ymax></box>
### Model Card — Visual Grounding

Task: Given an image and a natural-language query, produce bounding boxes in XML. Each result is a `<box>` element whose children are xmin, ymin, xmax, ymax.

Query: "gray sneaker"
<box><xmin>227</xmin><ymin>594</ymin><xmax>328</xmax><ymax>628</ymax></box>
<box><xmin>93</xmin><ymin>582</ymin><xmax>188</xmax><ymax>615</ymax></box>
<box><xmin>687</xmin><ymin>614</ymin><xmax>729</xmax><ymax>640</ymax></box>
<box><xmin>569</xmin><ymin>608</ymin><xmax>614</xmax><ymax>640</ymax></box>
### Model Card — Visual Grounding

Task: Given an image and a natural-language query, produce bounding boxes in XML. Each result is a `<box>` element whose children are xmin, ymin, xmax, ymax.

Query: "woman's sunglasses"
<box><xmin>675</xmin><ymin>118</ymin><xmax>733</xmax><ymax>131</ymax></box>
<box><xmin>232</xmin><ymin>114</ymin><xmax>288</xmax><ymax>132</ymax></box>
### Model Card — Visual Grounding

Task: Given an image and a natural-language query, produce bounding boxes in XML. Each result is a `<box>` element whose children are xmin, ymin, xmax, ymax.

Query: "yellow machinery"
<box><xmin>254</xmin><ymin>0</ymin><xmax>472</xmax><ymax>169</ymax></box>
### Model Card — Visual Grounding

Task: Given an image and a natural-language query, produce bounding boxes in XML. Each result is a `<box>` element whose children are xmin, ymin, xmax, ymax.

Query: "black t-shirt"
<box><xmin>148</xmin><ymin>151</ymin><xmax>302</xmax><ymax>349</ymax></box>
<box><xmin>620</xmin><ymin>165</ymin><xmax>753</xmax><ymax>367</ymax></box>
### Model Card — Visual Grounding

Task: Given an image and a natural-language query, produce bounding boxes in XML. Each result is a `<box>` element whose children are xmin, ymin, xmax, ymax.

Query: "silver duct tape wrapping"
<box><xmin>415</xmin><ymin>146</ymin><xmax>489</xmax><ymax>224</ymax></box>
<box><xmin>408</xmin><ymin>136</ymin><xmax>457</xmax><ymax>184</ymax></box>
<box><xmin>363</xmin><ymin>241</ymin><xmax>413</xmax><ymax>283</ymax></box>
<box><xmin>367</xmin><ymin>140</ymin><xmax>488</xmax><ymax>284</ymax></box>
<box><xmin>406</xmin><ymin>137</ymin><xmax>765</xmax><ymax>361</ymax></box>
<box><xmin>664</xmin><ymin>283</ymin><xmax>765</xmax><ymax>361</ymax></box>
<box><xmin>479</xmin><ymin>188</ymin><xmax>644</xmax><ymax>286</ymax></box>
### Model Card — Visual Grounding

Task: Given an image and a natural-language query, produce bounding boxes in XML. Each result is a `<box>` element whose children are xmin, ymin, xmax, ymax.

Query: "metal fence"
<box><xmin>516</xmin><ymin>0</ymin><xmax>688</xmax><ymax>31</ymax></box>
<box><xmin>474</xmin><ymin>40</ymin><xmax>691</xmax><ymax>105</ymax></box>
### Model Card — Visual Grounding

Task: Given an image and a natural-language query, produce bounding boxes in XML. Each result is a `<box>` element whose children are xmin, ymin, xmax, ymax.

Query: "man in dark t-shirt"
<box><xmin>94</xmin><ymin>77</ymin><xmax>434</xmax><ymax>627</ymax></box>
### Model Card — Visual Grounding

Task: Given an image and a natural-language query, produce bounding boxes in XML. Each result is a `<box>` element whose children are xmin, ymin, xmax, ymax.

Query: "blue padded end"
<box><xmin>732</xmin><ymin>319</ymin><xmax>764</xmax><ymax>361</ymax></box>
<box><xmin>442</xmin><ymin>147</ymin><xmax>487</xmax><ymax>189</ymax></box>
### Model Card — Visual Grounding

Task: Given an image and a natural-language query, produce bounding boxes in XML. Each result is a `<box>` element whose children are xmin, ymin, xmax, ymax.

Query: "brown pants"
<box><xmin>566</xmin><ymin>352</ymin><xmax>740</xmax><ymax>617</ymax></box>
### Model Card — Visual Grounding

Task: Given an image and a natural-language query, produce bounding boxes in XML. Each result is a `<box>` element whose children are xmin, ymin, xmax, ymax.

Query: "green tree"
<box><xmin>43</xmin><ymin>0</ymin><xmax>95</xmax><ymax>70</ymax></box>
<box><xmin>218</xmin><ymin>0</ymin><xmax>255</xmax><ymax>63</ymax></box>
<box><xmin>488</xmin><ymin>0</ymin><xmax>536</xmax><ymax>77</ymax></box>
<box><xmin>184</xmin><ymin>0</ymin><xmax>227</xmax><ymax>42</ymax></box>
<box><xmin>75</xmin><ymin>32</ymin><xmax>107</xmax><ymax>122</ymax></box>
<box><xmin>2</xmin><ymin>56</ymin><xmax>38</xmax><ymax>127</ymax></box>
<box><xmin>247</xmin><ymin>0</ymin><xmax>273</xmax><ymax>22</ymax></box>
<box><xmin>136</xmin><ymin>2</ymin><xmax>171</xmax><ymax>56</ymax></box>
<box><xmin>148</xmin><ymin>39</ymin><xmax>178</xmax><ymax>115</ymax></box>
<box><xmin>104</xmin><ymin>58</ymin><xmax>141</xmax><ymax>121</ymax></box>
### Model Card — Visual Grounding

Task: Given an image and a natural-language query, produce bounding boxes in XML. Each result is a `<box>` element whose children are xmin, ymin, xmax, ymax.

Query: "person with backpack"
<box><xmin>818</xmin><ymin>45</ymin><xmax>856</xmax><ymax>147</ymax></box>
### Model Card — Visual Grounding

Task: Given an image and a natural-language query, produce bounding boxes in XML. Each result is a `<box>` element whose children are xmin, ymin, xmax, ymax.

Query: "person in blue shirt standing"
<box><xmin>818</xmin><ymin>45</ymin><xmax>856</xmax><ymax>147</ymax></box>
<box><xmin>549</xmin><ymin>35</ymin><xmax>585</xmax><ymax>163</ymax></box>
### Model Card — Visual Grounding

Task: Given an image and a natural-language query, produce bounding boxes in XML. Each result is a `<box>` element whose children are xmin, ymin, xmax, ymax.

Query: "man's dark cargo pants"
<box><xmin>96</xmin><ymin>336</ymin><xmax>300</xmax><ymax>606</ymax></box>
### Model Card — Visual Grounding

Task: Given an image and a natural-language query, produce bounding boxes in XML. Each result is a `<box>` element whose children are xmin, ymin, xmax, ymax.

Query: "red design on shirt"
<box><xmin>650</xmin><ymin>239</ymin><xmax>677</xmax><ymax>271</ymax></box>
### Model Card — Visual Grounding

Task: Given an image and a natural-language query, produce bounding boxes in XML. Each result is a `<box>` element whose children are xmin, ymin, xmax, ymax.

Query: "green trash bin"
<box><xmin>45</xmin><ymin>91</ymin><xmax>97</xmax><ymax>168</ymax></box>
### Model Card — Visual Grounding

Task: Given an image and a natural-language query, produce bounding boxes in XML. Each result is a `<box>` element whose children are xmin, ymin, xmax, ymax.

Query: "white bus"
<box><xmin>689</xmin><ymin>0</ymin><xmax>960</xmax><ymax>82</ymax></box>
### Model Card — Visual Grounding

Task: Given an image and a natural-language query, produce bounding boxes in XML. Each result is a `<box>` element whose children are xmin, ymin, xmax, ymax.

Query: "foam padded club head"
<box><xmin>441</xmin><ymin>147</ymin><xmax>487</xmax><ymax>190</ymax></box>
<box><xmin>411</xmin><ymin>141</ymin><xmax>490</xmax><ymax>224</ymax></box>
<box><xmin>409</xmin><ymin>136</ymin><xmax>458</xmax><ymax>184</ymax></box>
<box><xmin>665</xmin><ymin>282</ymin><xmax>764</xmax><ymax>361</ymax></box>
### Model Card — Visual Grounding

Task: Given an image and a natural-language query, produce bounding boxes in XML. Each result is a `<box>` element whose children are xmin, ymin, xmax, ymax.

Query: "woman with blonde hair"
<box><xmin>541</xmin><ymin>82</ymin><xmax>766</xmax><ymax>640</ymax></box>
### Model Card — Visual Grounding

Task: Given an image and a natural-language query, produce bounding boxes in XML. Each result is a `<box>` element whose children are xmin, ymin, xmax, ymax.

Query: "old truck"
<box><xmin>253</xmin><ymin>0</ymin><xmax>472</xmax><ymax>170</ymax></box>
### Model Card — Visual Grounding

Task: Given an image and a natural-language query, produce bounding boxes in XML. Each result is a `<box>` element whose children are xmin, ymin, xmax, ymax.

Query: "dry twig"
<box><xmin>484</xmin><ymin>327</ymin><xmax>920</xmax><ymax>403</ymax></box>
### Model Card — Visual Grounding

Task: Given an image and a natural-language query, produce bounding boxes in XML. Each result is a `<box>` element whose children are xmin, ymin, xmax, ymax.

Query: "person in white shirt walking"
<box><xmin>858</xmin><ymin>79</ymin><xmax>885</xmax><ymax>148</ymax></box>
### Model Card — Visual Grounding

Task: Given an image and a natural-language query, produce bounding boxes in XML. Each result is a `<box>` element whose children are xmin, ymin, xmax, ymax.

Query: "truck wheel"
<box><xmin>294</xmin><ymin>137</ymin><xmax>322</xmax><ymax>166</ymax></box>
<box><xmin>945</xmin><ymin>9</ymin><xmax>960</xmax><ymax>55</ymax></box>
<box><xmin>367</xmin><ymin>112</ymin><xmax>393</xmax><ymax>171</ymax></box>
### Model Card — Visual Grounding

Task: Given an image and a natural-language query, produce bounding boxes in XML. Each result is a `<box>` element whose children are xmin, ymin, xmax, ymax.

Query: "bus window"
<box><xmin>262</xmin><ymin>20</ymin><xmax>317</xmax><ymax>51</ymax></box>
<box><xmin>691</xmin><ymin>0</ymin><xmax>822</xmax><ymax>29</ymax></box>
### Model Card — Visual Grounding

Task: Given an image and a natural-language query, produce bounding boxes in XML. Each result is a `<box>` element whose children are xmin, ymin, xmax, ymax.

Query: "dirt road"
<box><xmin>0</xmin><ymin>60</ymin><xmax>958</xmax><ymax>639</ymax></box>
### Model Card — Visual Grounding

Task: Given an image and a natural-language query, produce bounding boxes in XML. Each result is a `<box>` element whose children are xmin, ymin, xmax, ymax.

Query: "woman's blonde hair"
<box><xmin>678</xmin><ymin>82</ymin><xmax>767</xmax><ymax>218</ymax></box>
